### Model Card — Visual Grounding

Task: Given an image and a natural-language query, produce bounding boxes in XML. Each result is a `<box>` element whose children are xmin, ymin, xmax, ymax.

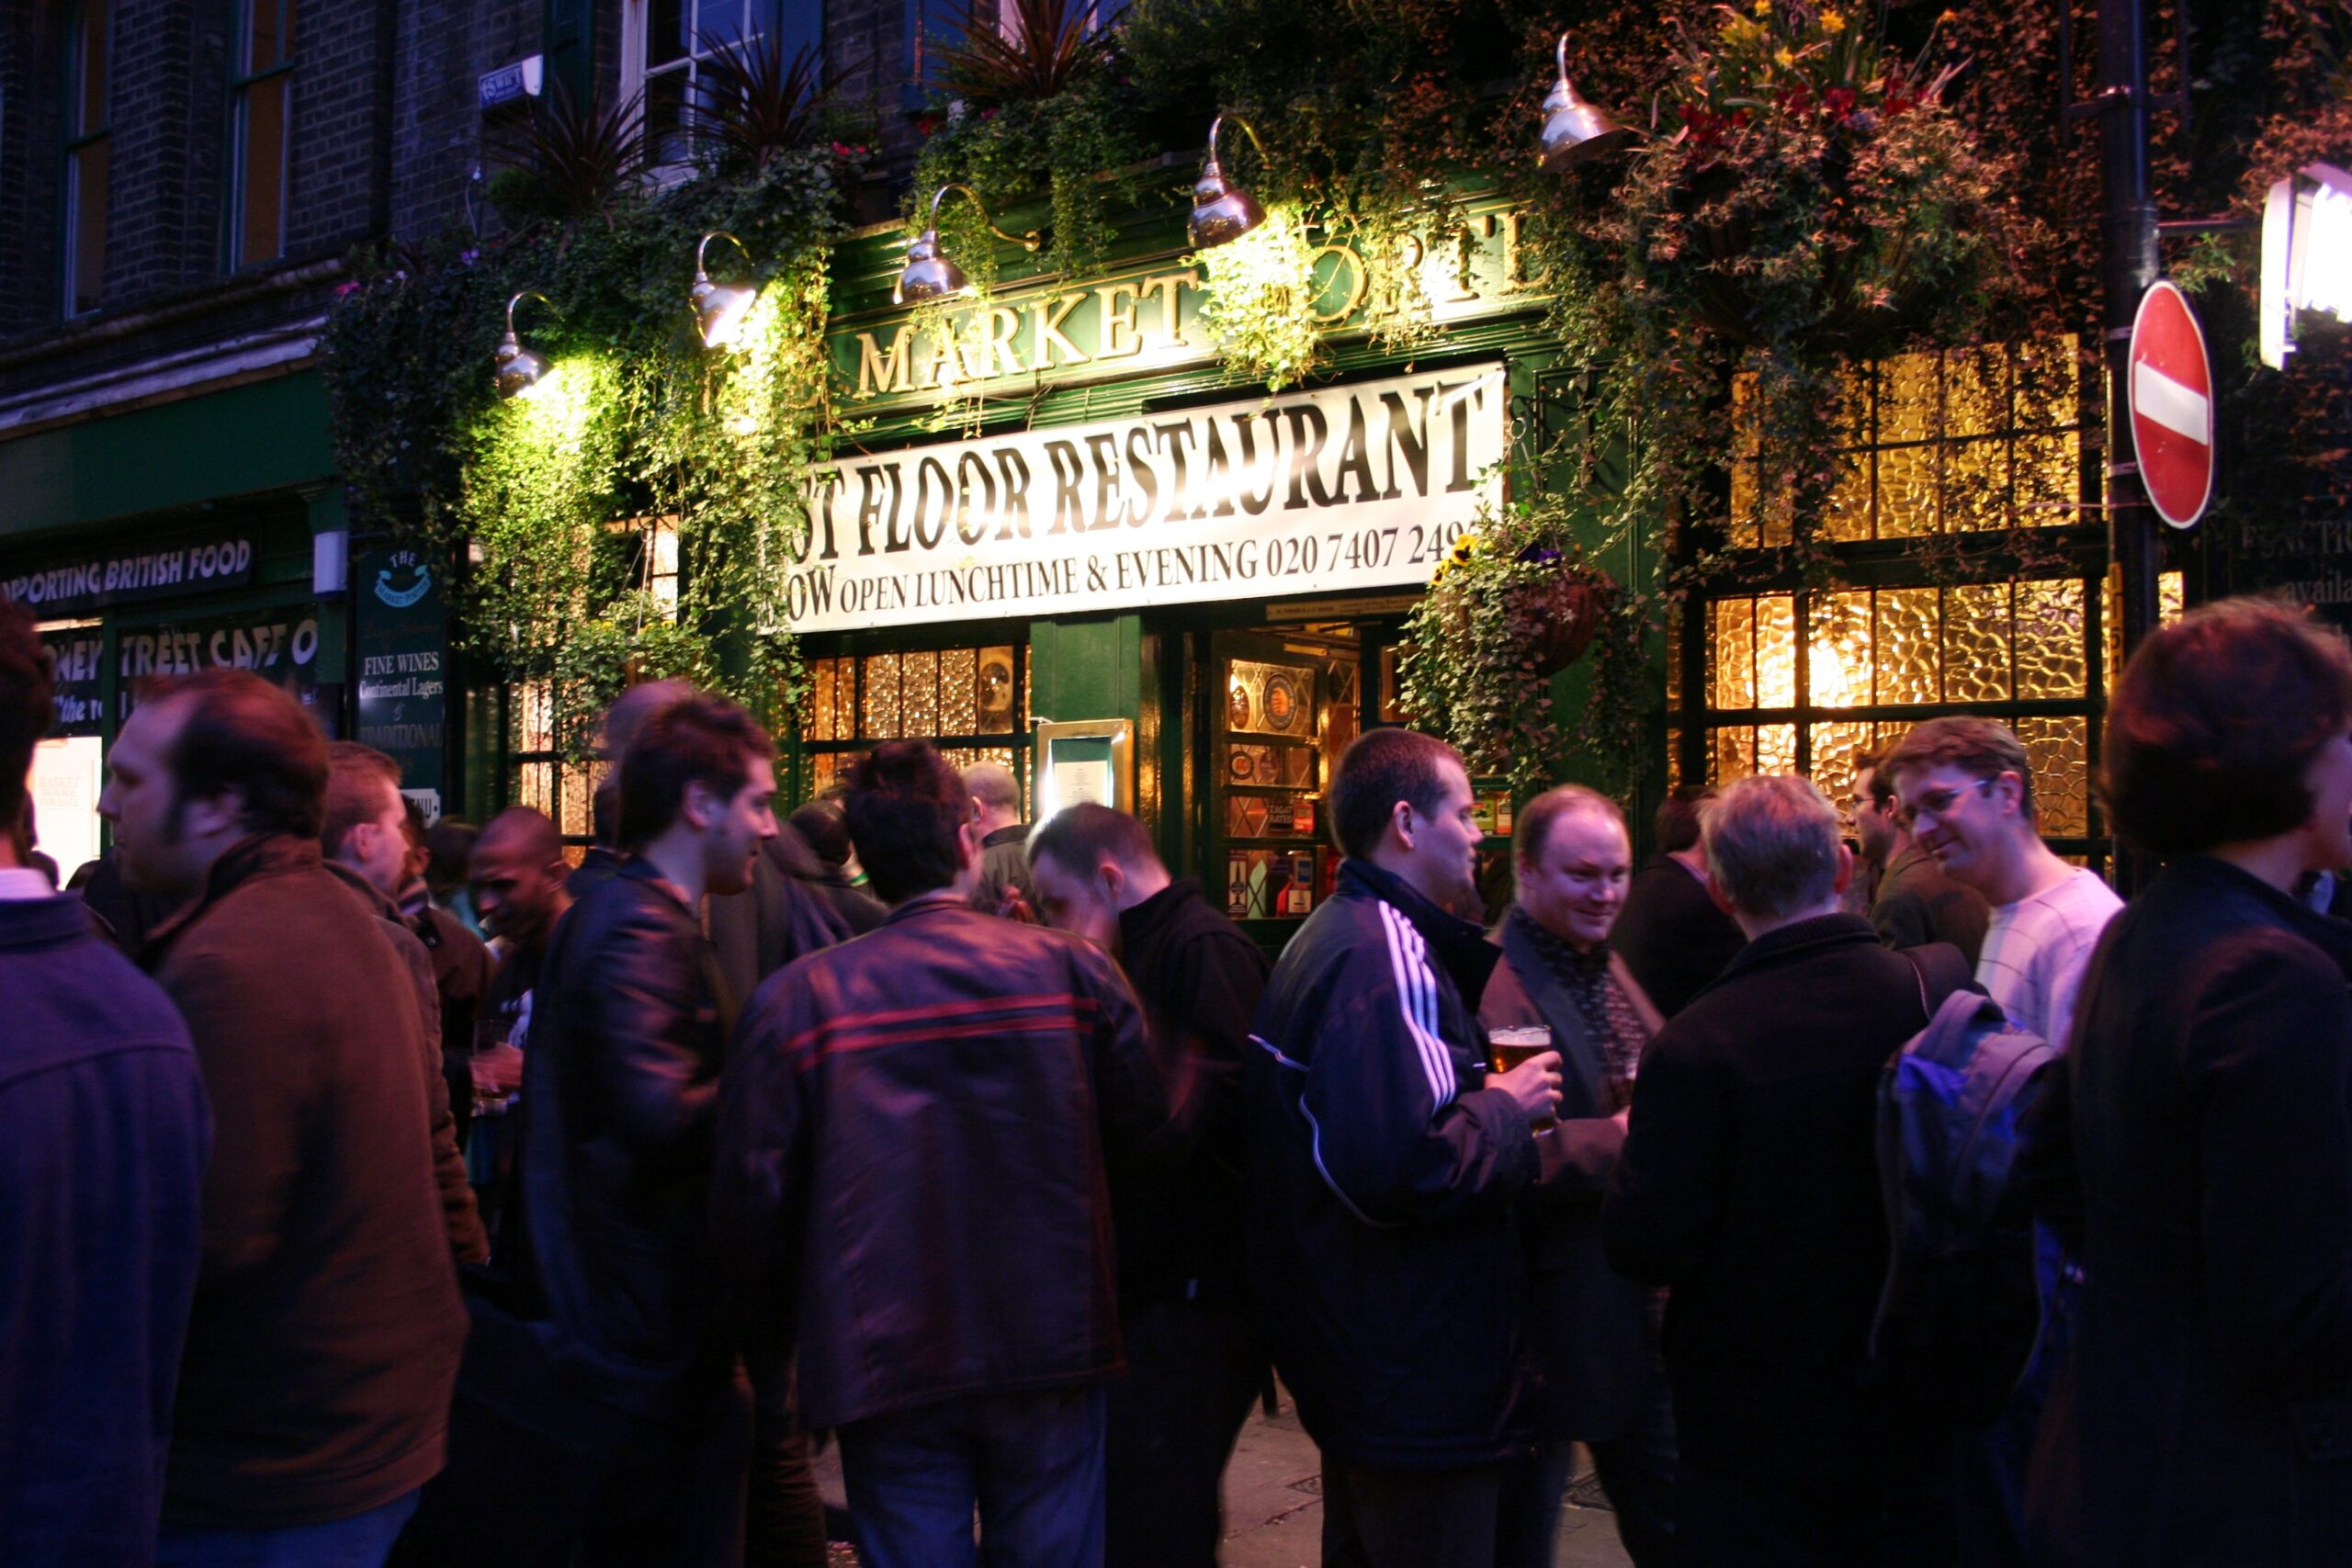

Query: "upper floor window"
<box><xmin>62</xmin><ymin>0</ymin><xmax>110</xmax><ymax>316</ymax></box>
<box><xmin>622</xmin><ymin>0</ymin><xmax>814</xmax><ymax>169</ymax></box>
<box><xmin>227</xmin><ymin>0</ymin><xmax>296</xmax><ymax>268</ymax></box>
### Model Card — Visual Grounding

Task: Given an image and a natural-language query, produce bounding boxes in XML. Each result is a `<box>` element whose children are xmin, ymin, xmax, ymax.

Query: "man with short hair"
<box><xmin>322</xmin><ymin>741</ymin><xmax>490</xmax><ymax>1262</ymax></box>
<box><xmin>0</xmin><ymin>600</ymin><xmax>210</xmax><ymax>1567</ymax></box>
<box><xmin>1247</xmin><ymin>727</ymin><xmax>1564</xmax><ymax>1568</ymax></box>
<box><xmin>394</xmin><ymin>692</ymin><xmax>775</xmax><ymax>1568</ymax></box>
<box><xmin>1850</xmin><ymin>752</ymin><xmax>1990</xmax><ymax>965</ymax></box>
<box><xmin>1881</xmin><ymin>716</ymin><xmax>2120</xmax><ymax>1048</ymax></box>
<box><xmin>1603</xmin><ymin>775</ymin><xmax>1970</xmax><ymax>1567</ymax></box>
<box><xmin>718</xmin><ymin>741</ymin><xmax>1164</xmax><ymax>1568</ymax></box>
<box><xmin>465</xmin><ymin>806</ymin><xmax>572</xmax><ymax>1230</ymax></box>
<box><xmin>1479</xmin><ymin>785</ymin><xmax>1675</xmax><ymax>1568</ymax></box>
<box><xmin>569</xmin><ymin>678</ymin><xmax>695</xmax><ymax>899</ymax></box>
<box><xmin>965</xmin><ymin>759</ymin><xmax>1037</xmax><ymax>919</ymax></box>
<box><xmin>1028</xmin><ymin>802</ymin><xmax>1271</xmax><ymax>1568</ymax></box>
<box><xmin>100</xmin><ymin>670</ymin><xmax>465</xmax><ymax>1563</ymax></box>
<box><xmin>1611</xmin><ymin>785</ymin><xmax>1746</xmax><ymax>1019</ymax></box>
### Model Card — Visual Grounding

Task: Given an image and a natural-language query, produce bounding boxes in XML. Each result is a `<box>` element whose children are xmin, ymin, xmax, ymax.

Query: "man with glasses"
<box><xmin>1879</xmin><ymin>717</ymin><xmax>2120</xmax><ymax>1051</ymax></box>
<box><xmin>1849</xmin><ymin>752</ymin><xmax>1989</xmax><ymax>967</ymax></box>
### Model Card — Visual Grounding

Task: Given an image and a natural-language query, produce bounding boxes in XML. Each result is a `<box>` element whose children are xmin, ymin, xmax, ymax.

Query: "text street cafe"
<box><xmin>786</xmin><ymin>192</ymin><xmax>1562</xmax><ymax>944</ymax></box>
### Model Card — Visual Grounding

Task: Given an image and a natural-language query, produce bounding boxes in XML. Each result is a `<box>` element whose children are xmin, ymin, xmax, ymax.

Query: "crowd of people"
<box><xmin>3</xmin><ymin>588</ymin><xmax>2351</xmax><ymax>1568</ymax></box>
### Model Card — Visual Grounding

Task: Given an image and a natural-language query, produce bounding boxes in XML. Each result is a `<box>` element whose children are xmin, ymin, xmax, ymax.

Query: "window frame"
<box><xmin>795</xmin><ymin>635</ymin><xmax>1033</xmax><ymax>811</ymax></box>
<box><xmin>619</xmin><ymin>0</ymin><xmax>820</xmax><ymax>175</ymax></box>
<box><xmin>224</xmin><ymin>0</ymin><xmax>297</xmax><ymax>271</ymax></box>
<box><xmin>61</xmin><ymin>0</ymin><xmax>111</xmax><ymax>318</ymax></box>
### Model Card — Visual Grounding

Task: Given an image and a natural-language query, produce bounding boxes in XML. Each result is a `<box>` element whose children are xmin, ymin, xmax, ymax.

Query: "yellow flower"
<box><xmin>1822</xmin><ymin>7</ymin><xmax>1847</xmax><ymax>30</ymax></box>
<box><xmin>1751</xmin><ymin>0</ymin><xmax>1770</xmax><ymax>16</ymax></box>
<box><xmin>1429</xmin><ymin>559</ymin><xmax>1452</xmax><ymax>587</ymax></box>
<box><xmin>1448</xmin><ymin>532</ymin><xmax>1481</xmax><ymax>566</ymax></box>
<box><xmin>1774</xmin><ymin>47</ymin><xmax>1796</xmax><ymax>68</ymax></box>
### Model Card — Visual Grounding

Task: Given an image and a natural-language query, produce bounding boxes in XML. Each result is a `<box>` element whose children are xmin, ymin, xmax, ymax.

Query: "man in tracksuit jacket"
<box><xmin>1246</xmin><ymin>728</ymin><xmax>1565</xmax><ymax>1568</ymax></box>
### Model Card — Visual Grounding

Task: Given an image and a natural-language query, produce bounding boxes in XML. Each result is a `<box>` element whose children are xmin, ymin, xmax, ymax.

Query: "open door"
<box><xmin>1205</xmin><ymin>627</ymin><xmax>1363</xmax><ymax>937</ymax></box>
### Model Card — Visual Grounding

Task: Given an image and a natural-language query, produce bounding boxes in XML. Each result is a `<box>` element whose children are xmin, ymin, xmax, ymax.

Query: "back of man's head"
<box><xmin>1029</xmin><ymin>802</ymin><xmax>1160</xmax><ymax>882</ymax></box>
<box><xmin>1654</xmin><ymin>784</ymin><xmax>1713</xmax><ymax>854</ymax></box>
<box><xmin>425</xmin><ymin>818</ymin><xmax>478</xmax><ymax>893</ymax></box>
<box><xmin>964</xmin><ymin>761</ymin><xmax>1021</xmax><ymax>821</ymax></box>
<box><xmin>847</xmin><ymin>740</ymin><xmax>972</xmax><ymax>904</ymax></box>
<box><xmin>618</xmin><ymin>692</ymin><xmax>770</xmax><ymax>852</ymax></box>
<box><xmin>143</xmin><ymin>670</ymin><xmax>329</xmax><ymax>840</ymax></box>
<box><xmin>1881</xmin><ymin>716</ymin><xmax>2037</xmax><ymax>823</ymax></box>
<box><xmin>322</xmin><ymin>740</ymin><xmax>401</xmax><ymax>860</ymax></box>
<box><xmin>0</xmin><ymin>600</ymin><xmax>55</xmax><ymax>844</ymax></box>
<box><xmin>1701</xmin><ymin>774</ymin><xmax>1844</xmax><ymax>919</ymax></box>
<box><xmin>788</xmin><ymin>800</ymin><xmax>852</xmax><ymax>866</ymax></box>
<box><xmin>1329</xmin><ymin>728</ymin><xmax>1462</xmax><ymax>860</ymax></box>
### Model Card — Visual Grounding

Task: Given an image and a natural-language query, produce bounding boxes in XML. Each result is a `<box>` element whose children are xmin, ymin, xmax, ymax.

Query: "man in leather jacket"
<box><xmin>717</xmin><ymin>740</ymin><xmax>1165</xmax><ymax>1568</ymax></box>
<box><xmin>393</xmin><ymin>692</ymin><xmax>778</xmax><ymax>1568</ymax></box>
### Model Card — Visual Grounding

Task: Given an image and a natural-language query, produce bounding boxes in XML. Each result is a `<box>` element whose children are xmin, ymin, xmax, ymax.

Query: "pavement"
<box><xmin>813</xmin><ymin>1389</ymin><xmax>1636</xmax><ymax>1567</ymax></box>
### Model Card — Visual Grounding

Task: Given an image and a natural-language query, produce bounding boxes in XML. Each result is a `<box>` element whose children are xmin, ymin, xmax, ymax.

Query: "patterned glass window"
<box><xmin>799</xmin><ymin>642</ymin><xmax>1030</xmax><ymax>810</ymax></box>
<box><xmin>509</xmin><ymin>681</ymin><xmax>605</xmax><ymax>863</ymax></box>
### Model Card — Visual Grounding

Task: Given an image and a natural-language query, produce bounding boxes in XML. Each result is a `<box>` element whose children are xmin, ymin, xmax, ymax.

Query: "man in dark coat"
<box><xmin>99</xmin><ymin>668</ymin><xmax>465</xmax><ymax>1562</ymax></box>
<box><xmin>788</xmin><ymin>799</ymin><xmax>888</xmax><ymax>933</ymax></box>
<box><xmin>964</xmin><ymin>759</ymin><xmax>1038</xmax><ymax>919</ymax></box>
<box><xmin>0</xmin><ymin>600</ymin><xmax>211</xmax><ymax>1568</ymax></box>
<box><xmin>1028</xmin><ymin>802</ymin><xmax>1272</xmax><ymax>1568</ymax></box>
<box><xmin>1246</xmin><ymin>728</ymin><xmax>1564</xmax><ymax>1568</ymax></box>
<box><xmin>1850</xmin><ymin>753</ymin><xmax>1989</xmax><ymax>964</ymax></box>
<box><xmin>1477</xmin><ymin>785</ymin><xmax>1675</xmax><ymax>1568</ymax></box>
<box><xmin>393</xmin><ymin>693</ymin><xmax>779</xmax><ymax>1568</ymax></box>
<box><xmin>707</xmin><ymin>817</ymin><xmax>853</xmax><ymax>1010</ymax></box>
<box><xmin>1603</xmin><ymin>773</ymin><xmax>1968</xmax><ymax>1568</ymax></box>
<box><xmin>717</xmin><ymin>741</ymin><xmax>1165</xmax><ymax>1568</ymax></box>
<box><xmin>465</xmin><ymin>806</ymin><xmax>571</xmax><ymax>1233</ymax></box>
<box><xmin>1611</xmin><ymin>786</ymin><xmax>1745</xmax><ymax>1019</ymax></box>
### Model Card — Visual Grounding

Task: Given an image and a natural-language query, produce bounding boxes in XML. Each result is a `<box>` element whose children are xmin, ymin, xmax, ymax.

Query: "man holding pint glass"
<box><xmin>1479</xmin><ymin>785</ymin><xmax>1675</xmax><ymax>1568</ymax></box>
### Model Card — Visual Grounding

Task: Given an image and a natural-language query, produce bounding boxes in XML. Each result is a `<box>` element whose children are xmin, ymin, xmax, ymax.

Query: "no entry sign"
<box><xmin>2128</xmin><ymin>280</ymin><xmax>2216</xmax><ymax>529</ymax></box>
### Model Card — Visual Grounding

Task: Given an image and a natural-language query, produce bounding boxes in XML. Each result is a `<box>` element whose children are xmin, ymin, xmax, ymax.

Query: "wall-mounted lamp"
<box><xmin>690</xmin><ymin>231</ymin><xmax>760</xmax><ymax>350</ymax></box>
<box><xmin>1537</xmin><ymin>36</ymin><xmax>1634</xmax><ymax>171</ymax></box>
<box><xmin>1189</xmin><ymin>115</ymin><xmax>1268</xmax><ymax>250</ymax></box>
<box><xmin>492</xmin><ymin>289</ymin><xmax>553</xmax><ymax>400</ymax></box>
<box><xmin>894</xmin><ymin>185</ymin><xmax>1043</xmax><ymax>306</ymax></box>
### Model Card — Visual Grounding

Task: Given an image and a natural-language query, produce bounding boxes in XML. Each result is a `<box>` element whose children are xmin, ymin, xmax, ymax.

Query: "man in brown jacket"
<box><xmin>100</xmin><ymin>670</ymin><xmax>464</xmax><ymax>1564</ymax></box>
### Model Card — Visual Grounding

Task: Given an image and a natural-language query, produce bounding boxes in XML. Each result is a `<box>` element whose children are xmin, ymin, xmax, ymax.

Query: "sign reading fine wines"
<box><xmin>783</xmin><ymin>364</ymin><xmax>1505</xmax><ymax>634</ymax></box>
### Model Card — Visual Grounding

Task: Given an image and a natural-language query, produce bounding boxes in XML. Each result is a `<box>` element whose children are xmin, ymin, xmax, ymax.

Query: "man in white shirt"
<box><xmin>1882</xmin><ymin>716</ymin><xmax>2121</xmax><ymax>1050</ymax></box>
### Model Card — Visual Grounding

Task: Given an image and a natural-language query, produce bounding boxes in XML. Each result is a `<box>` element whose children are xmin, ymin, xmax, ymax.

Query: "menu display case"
<box><xmin>1208</xmin><ymin>631</ymin><xmax>1362</xmax><ymax>924</ymax></box>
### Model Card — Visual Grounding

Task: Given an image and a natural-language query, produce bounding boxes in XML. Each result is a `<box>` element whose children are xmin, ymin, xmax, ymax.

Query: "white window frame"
<box><xmin>619</xmin><ymin>0</ymin><xmax>789</xmax><ymax>175</ymax></box>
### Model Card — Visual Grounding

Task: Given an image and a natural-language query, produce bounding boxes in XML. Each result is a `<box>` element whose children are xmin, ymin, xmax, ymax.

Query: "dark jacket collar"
<box><xmin>1338</xmin><ymin>857</ymin><xmax>1499</xmax><ymax>1008</ymax></box>
<box><xmin>2170</xmin><ymin>854</ymin><xmax>2352</xmax><ymax>976</ymax></box>
<box><xmin>323</xmin><ymin>858</ymin><xmax>402</xmax><ymax>921</ymax></box>
<box><xmin>1712</xmin><ymin>910</ymin><xmax>1878</xmax><ymax>987</ymax></box>
<box><xmin>881</xmin><ymin>886</ymin><xmax>968</xmax><ymax>926</ymax></box>
<box><xmin>616</xmin><ymin>854</ymin><xmax>695</xmax><ymax>915</ymax></box>
<box><xmin>0</xmin><ymin>891</ymin><xmax>103</xmax><ymax>950</ymax></box>
<box><xmin>1118</xmin><ymin>877</ymin><xmax>1216</xmax><ymax>953</ymax></box>
<box><xmin>981</xmin><ymin>822</ymin><xmax>1030</xmax><ymax>850</ymax></box>
<box><xmin>144</xmin><ymin>834</ymin><xmax>322</xmax><ymax>959</ymax></box>
<box><xmin>1505</xmin><ymin>904</ymin><xmax>1611</xmax><ymax>974</ymax></box>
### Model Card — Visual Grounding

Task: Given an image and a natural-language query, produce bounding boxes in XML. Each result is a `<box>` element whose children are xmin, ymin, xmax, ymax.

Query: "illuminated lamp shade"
<box><xmin>894</xmin><ymin>185</ymin><xmax>1042</xmax><ymax>306</ymax></box>
<box><xmin>690</xmin><ymin>231</ymin><xmax>760</xmax><ymax>350</ymax></box>
<box><xmin>1537</xmin><ymin>35</ymin><xmax>1635</xmax><ymax>172</ymax></box>
<box><xmin>492</xmin><ymin>289</ymin><xmax>553</xmax><ymax>400</ymax></box>
<box><xmin>1188</xmin><ymin>115</ymin><xmax>1268</xmax><ymax>251</ymax></box>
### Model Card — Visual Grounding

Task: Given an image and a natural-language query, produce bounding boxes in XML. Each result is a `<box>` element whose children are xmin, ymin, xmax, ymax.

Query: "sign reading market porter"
<box><xmin>784</xmin><ymin>364</ymin><xmax>1505</xmax><ymax>634</ymax></box>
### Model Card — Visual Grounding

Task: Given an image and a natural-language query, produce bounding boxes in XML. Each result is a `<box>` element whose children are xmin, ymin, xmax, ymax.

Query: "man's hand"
<box><xmin>471</xmin><ymin>1043</ymin><xmax>525</xmax><ymax>1097</ymax></box>
<box><xmin>1487</xmin><ymin>1050</ymin><xmax>1564</xmax><ymax>1123</ymax></box>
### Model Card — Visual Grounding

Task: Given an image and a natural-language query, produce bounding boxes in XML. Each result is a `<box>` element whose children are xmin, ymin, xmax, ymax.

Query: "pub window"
<box><xmin>510</xmin><ymin>681</ymin><xmax>604</xmax><ymax>860</ymax></box>
<box><xmin>621</xmin><ymin>0</ymin><xmax>817</xmax><ymax>171</ymax></box>
<box><xmin>226</xmin><ymin>0</ymin><xmax>296</xmax><ymax>268</ymax></box>
<box><xmin>62</xmin><ymin>0</ymin><xmax>109</xmax><ymax>317</ymax></box>
<box><xmin>799</xmin><ymin>642</ymin><xmax>1029</xmax><ymax>809</ymax></box>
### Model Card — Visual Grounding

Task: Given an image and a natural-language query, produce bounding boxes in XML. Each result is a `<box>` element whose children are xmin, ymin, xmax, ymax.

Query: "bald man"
<box><xmin>469</xmin><ymin>807</ymin><xmax>571</xmax><ymax>1232</ymax></box>
<box><xmin>964</xmin><ymin>761</ymin><xmax>1037</xmax><ymax>920</ymax></box>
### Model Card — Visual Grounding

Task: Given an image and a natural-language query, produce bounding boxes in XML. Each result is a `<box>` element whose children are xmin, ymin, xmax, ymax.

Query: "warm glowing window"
<box><xmin>226</xmin><ymin>0</ymin><xmax>295</xmax><ymax>268</ymax></box>
<box><xmin>510</xmin><ymin>681</ymin><xmax>604</xmax><ymax>861</ymax></box>
<box><xmin>62</xmin><ymin>0</ymin><xmax>109</xmax><ymax>316</ymax></box>
<box><xmin>1729</xmin><ymin>338</ymin><xmax>2085</xmax><ymax>546</ymax></box>
<box><xmin>799</xmin><ymin>643</ymin><xmax>1028</xmax><ymax>807</ymax></box>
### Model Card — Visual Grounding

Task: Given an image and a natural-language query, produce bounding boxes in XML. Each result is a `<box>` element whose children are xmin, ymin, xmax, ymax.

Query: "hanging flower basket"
<box><xmin>1617</xmin><ymin>2</ymin><xmax>2012</xmax><ymax>357</ymax></box>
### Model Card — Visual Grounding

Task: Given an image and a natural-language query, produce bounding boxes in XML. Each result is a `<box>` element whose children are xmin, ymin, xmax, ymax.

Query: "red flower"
<box><xmin>1823</xmin><ymin>86</ymin><xmax>1856</xmax><ymax>117</ymax></box>
<box><xmin>913</xmin><ymin>113</ymin><xmax>944</xmax><ymax>136</ymax></box>
<box><xmin>1778</xmin><ymin>84</ymin><xmax>1814</xmax><ymax>115</ymax></box>
<box><xmin>1884</xmin><ymin>91</ymin><xmax>1916</xmax><ymax>117</ymax></box>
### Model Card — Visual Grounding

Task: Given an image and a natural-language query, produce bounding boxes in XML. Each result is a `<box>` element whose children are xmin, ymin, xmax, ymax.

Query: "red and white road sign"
<box><xmin>2128</xmin><ymin>280</ymin><xmax>2216</xmax><ymax>530</ymax></box>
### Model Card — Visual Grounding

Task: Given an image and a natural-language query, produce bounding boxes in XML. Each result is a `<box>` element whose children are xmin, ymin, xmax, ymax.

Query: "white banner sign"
<box><xmin>783</xmin><ymin>364</ymin><xmax>1506</xmax><ymax>633</ymax></box>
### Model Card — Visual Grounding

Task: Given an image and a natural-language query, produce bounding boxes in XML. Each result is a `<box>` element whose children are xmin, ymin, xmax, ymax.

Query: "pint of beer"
<box><xmin>1488</xmin><ymin>1025</ymin><xmax>1557</xmax><ymax>1130</ymax></box>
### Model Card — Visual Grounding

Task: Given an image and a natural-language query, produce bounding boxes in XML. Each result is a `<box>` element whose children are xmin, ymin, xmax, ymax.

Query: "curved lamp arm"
<box><xmin>1206</xmin><ymin>114</ymin><xmax>1267</xmax><ymax>171</ymax></box>
<box><xmin>924</xmin><ymin>184</ymin><xmax>1043</xmax><ymax>254</ymax></box>
<box><xmin>696</xmin><ymin>230</ymin><xmax>755</xmax><ymax>276</ymax></box>
<box><xmin>505</xmin><ymin>288</ymin><xmax>553</xmax><ymax>333</ymax></box>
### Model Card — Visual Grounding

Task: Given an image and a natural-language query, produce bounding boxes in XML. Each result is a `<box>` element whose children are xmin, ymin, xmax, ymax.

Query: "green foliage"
<box><xmin>324</xmin><ymin>143</ymin><xmax>854</xmax><ymax>759</ymax></box>
<box><xmin>1191</xmin><ymin>206</ymin><xmax>1326</xmax><ymax>389</ymax></box>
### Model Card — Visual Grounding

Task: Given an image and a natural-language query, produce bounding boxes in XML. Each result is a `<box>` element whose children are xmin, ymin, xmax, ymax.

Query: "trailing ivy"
<box><xmin>323</xmin><ymin>143</ymin><xmax>856</xmax><ymax>759</ymax></box>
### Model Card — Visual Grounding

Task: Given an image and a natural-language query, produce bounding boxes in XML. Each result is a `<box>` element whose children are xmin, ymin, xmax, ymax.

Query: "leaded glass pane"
<box><xmin>808</xmin><ymin>658</ymin><xmax>836</xmax><ymax>740</ymax></box>
<box><xmin>941</xmin><ymin>648</ymin><xmax>978</xmax><ymax>735</ymax></box>
<box><xmin>2018</xmin><ymin>716</ymin><xmax>2089</xmax><ymax>835</ymax></box>
<box><xmin>862</xmin><ymin>652</ymin><xmax>901</xmax><ymax>739</ymax></box>
<box><xmin>517</xmin><ymin>761</ymin><xmax>554</xmax><ymax>817</ymax></box>
<box><xmin>1946</xmin><ymin>348</ymin><xmax>2005</xmax><ymax>440</ymax></box>
<box><xmin>1810</xmin><ymin>591</ymin><xmax>1873</xmax><ymax>708</ymax></box>
<box><xmin>1874</xmin><ymin>589</ymin><xmax>1940</xmax><ymax>705</ymax></box>
<box><xmin>1756</xmin><ymin>596</ymin><xmax>1797</xmax><ymax>710</ymax></box>
<box><xmin>2016</xmin><ymin>579</ymin><xmax>2086</xmax><ymax>700</ymax></box>
<box><xmin>1758</xmin><ymin>723</ymin><xmax>1798</xmax><ymax>775</ymax></box>
<box><xmin>1881</xmin><ymin>353</ymin><xmax>1940</xmax><ymax>445</ymax></box>
<box><xmin>1810</xmin><ymin>720</ymin><xmax>1876</xmax><ymax>798</ymax></box>
<box><xmin>2015</xmin><ymin>431</ymin><xmax>2077</xmax><ymax>527</ymax></box>
<box><xmin>1713</xmin><ymin>599</ymin><xmax>1756</xmax><ymax>711</ymax></box>
<box><xmin>977</xmin><ymin>647</ymin><xmax>1016</xmax><ymax>733</ymax></box>
<box><xmin>1946</xmin><ymin>439</ymin><xmax>2008</xmax><ymax>533</ymax></box>
<box><xmin>1714</xmin><ymin>727</ymin><xmax>1758</xmax><ymax>782</ymax></box>
<box><xmin>1943</xmin><ymin>584</ymin><xmax>2013</xmax><ymax>703</ymax></box>
<box><xmin>1730</xmin><ymin>458</ymin><xmax>1759</xmax><ymax>549</ymax></box>
<box><xmin>1760</xmin><ymin>477</ymin><xmax>1795</xmax><ymax>549</ymax></box>
<box><xmin>1823</xmin><ymin>453</ymin><xmax>1872</xmax><ymax>543</ymax></box>
<box><xmin>901</xmin><ymin>649</ymin><xmax>941</xmax><ymax>739</ymax></box>
<box><xmin>1878</xmin><ymin>443</ymin><xmax>1937</xmax><ymax>537</ymax></box>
